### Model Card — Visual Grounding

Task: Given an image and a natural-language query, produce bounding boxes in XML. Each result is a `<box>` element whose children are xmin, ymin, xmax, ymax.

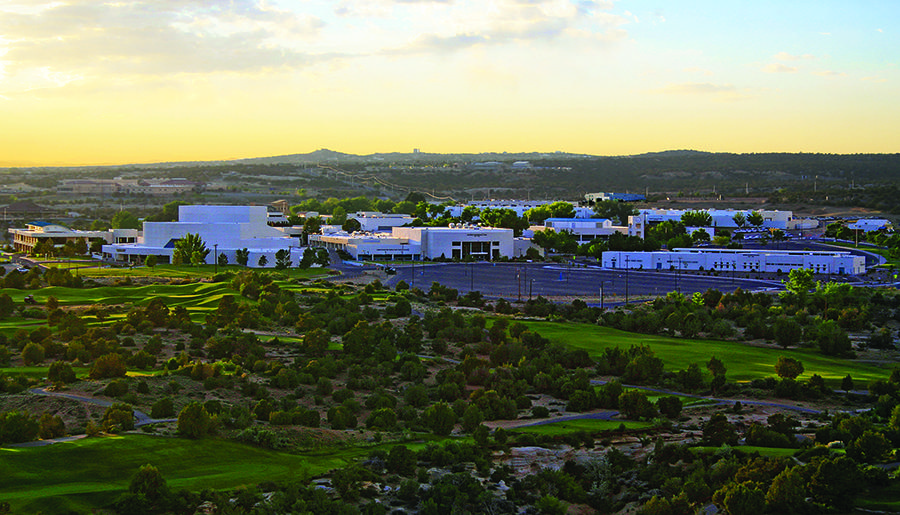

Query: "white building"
<box><xmin>628</xmin><ymin>209</ymin><xmax>817</xmax><ymax>238</ymax></box>
<box><xmin>9</xmin><ymin>222</ymin><xmax>136</xmax><ymax>254</ymax></box>
<box><xmin>351</xmin><ymin>212</ymin><xmax>415</xmax><ymax>232</ymax></box>
<box><xmin>602</xmin><ymin>248</ymin><xmax>865</xmax><ymax>275</ymax></box>
<box><xmin>848</xmin><ymin>218</ymin><xmax>892</xmax><ymax>232</ymax></box>
<box><xmin>445</xmin><ymin>201</ymin><xmax>593</xmax><ymax>219</ymax></box>
<box><xmin>102</xmin><ymin>205</ymin><xmax>300</xmax><ymax>267</ymax></box>
<box><xmin>535</xmin><ymin>218</ymin><xmax>627</xmax><ymax>243</ymax></box>
<box><xmin>310</xmin><ymin>224</ymin><xmax>515</xmax><ymax>261</ymax></box>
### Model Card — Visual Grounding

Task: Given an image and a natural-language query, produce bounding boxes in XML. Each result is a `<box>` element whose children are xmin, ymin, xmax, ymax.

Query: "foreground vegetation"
<box><xmin>1</xmin><ymin>260</ymin><xmax>900</xmax><ymax>514</ymax></box>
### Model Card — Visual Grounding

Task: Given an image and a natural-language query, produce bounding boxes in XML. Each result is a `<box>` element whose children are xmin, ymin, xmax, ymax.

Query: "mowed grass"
<box><xmin>0</xmin><ymin>433</ymin><xmax>455</xmax><ymax>514</ymax></box>
<box><xmin>70</xmin><ymin>264</ymin><xmax>332</xmax><ymax>281</ymax></box>
<box><xmin>521</xmin><ymin>320</ymin><xmax>894</xmax><ymax>386</ymax></box>
<box><xmin>511</xmin><ymin>418</ymin><xmax>652</xmax><ymax>435</ymax></box>
<box><xmin>1</xmin><ymin>366</ymin><xmax>91</xmax><ymax>380</ymax></box>
<box><xmin>690</xmin><ymin>446</ymin><xmax>799</xmax><ymax>458</ymax></box>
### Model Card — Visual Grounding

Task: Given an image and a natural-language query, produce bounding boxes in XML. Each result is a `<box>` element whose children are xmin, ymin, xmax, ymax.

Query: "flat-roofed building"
<box><xmin>8</xmin><ymin>222</ymin><xmax>127</xmax><ymax>253</ymax></box>
<box><xmin>310</xmin><ymin>224</ymin><xmax>515</xmax><ymax>261</ymax></box>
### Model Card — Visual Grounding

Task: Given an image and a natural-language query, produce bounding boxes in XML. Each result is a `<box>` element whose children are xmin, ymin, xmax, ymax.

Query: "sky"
<box><xmin>0</xmin><ymin>0</ymin><xmax>897</xmax><ymax>166</ymax></box>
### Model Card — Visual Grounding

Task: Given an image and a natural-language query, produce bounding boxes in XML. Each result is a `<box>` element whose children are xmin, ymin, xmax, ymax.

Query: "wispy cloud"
<box><xmin>813</xmin><ymin>70</ymin><xmax>847</xmax><ymax>77</ymax></box>
<box><xmin>652</xmin><ymin>82</ymin><xmax>748</xmax><ymax>101</ymax></box>
<box><xmin>861</xmin><ymin>76</ymin><xmax>888</xmax><ymax>83</ymax></box>
<box><xmin>683</xmin><ymin>66</ymin><xmax>713</xmax><ymax>76</ymax></box>
<box><xmin>381</xmin><ymin>0</ymin><xmax>629</xmax><ymax>55</ymax></box>
<box><xmin>774</xmin><ymin>51</ymin><xmax>815</xmax><ymax>61</ymax></box>
<box><xmin>763</xmin><ymin>63</ymin><xmax>799</xmax><ymax>73</ymax></box>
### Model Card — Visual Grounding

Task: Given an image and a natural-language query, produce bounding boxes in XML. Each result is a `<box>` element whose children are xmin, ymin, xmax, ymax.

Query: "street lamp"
<box><xmin>213</xmin><ymin>243</ymin><xmax>218</xmax><ymax>274</ymax></box>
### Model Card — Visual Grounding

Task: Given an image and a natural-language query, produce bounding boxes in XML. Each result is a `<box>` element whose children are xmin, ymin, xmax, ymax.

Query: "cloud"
<box><xmin>683</xmin><ymin>66</ymin><xmax>713</xmax><ymax>76</ymax></box>
<box><xmin>0</xmin><ymin>0</ymin><xmax>328</xmax><ymax>92</ymax></box>
<box><xmin>763</xmin><ymin>63</ymin><xmax>798</xmax><ymax>73</ymax></box>
<box><xmin>773</xmin><ymin>51</ymin><xmax>814</xmax><ymax>61</ymax></box>
<box><xmin>382</xmin><ymin>0</ymin><xmax>629</xmax><ymax>55</ymax></box>
<box><xmin>813</xmin><ymin>70</ymin><xmax>847</xmax><ymax>77</ymax></box>
<box><xmin>861</xmin><ymin>76</ymin><xmax>887</xmax><ymax>83</ymax></box>
<box><xmin>656</xmin><ymin>82</ymin><xmax>735</xmax><ymax>95</ymax></box>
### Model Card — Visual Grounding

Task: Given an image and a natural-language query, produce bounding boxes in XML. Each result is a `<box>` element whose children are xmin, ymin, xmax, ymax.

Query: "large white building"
<box><xmin>102</xmin><ymin>205</ymin><xmax>300</xmax><ymax>266</ymax></box>
<box><xmin>602</xmin><ymin>248</ymin><xmax>865</xmax><ymax>275</ymax></box>
<box><xmin>310</xmin><ymin>224</ymin><xmax>516</xmax><ymax>261</ymax></box>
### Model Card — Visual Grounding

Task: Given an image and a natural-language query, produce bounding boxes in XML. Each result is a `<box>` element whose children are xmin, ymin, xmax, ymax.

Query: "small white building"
<box><xmin>102</xmin><ymin>205</ymin><xmax>301</xmax><ymax>267</ymax></box>
<box><xmin>602</xmin><ymin>248</ymin><xmax>865</xmax><ymax>275</ymax></box>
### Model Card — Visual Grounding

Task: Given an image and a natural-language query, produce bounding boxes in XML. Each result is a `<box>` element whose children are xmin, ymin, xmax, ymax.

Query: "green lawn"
<box><xmin>510</xmin><ymin>418</ymin><xmax>652</xmax><ymax>435</ymax></box>
<box><xmin>0</xmin><ymin>433</ymin><xmax>450</xmax><ymax>514</ymax></box>
<box><xmin>0</xmin><ymin>366</ymin><xmax>91</xmax><ymax>380</ymax></box>
<box><xmin>522</xmin><ymin>320</ymin><xmax>894</xmax><ymax>386</ymax></box>
<box><xmin>690</xmin><ymin>445</ymin><xmax>799</xmax><ymax>458</ymax></box>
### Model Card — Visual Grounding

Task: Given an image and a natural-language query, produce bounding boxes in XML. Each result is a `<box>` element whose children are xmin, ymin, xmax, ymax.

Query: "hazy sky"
<box><xmin>1</xmin><ymin>0</ymin><xmax>897</xmax><ymax>166</ymax></box>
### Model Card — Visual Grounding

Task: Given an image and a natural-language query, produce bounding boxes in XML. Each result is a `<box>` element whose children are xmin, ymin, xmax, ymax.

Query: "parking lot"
<box><xmin>385</xmin><ymin>261</ymin><xmax>782</xmax><ymax>304</ymax></box>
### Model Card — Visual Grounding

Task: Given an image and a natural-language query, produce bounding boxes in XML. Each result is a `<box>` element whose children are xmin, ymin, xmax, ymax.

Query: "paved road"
<box><xmin>29</xmin><ymin>387</ymin><xmax>177</xmax><ymax>427</ymax></box>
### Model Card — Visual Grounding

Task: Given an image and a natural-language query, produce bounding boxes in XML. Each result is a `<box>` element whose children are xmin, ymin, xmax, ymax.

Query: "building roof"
<box><xmin>1</xmin><ymin>201</ymin><xmax>54</xmax><ymax>213</ymax></box>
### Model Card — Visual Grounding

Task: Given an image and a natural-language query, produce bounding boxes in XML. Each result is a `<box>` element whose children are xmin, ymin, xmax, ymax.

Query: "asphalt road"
<box><xmin>386</xmin><ymin>262</ymin><xmax>781</xmax><ymax>303</ymax></box>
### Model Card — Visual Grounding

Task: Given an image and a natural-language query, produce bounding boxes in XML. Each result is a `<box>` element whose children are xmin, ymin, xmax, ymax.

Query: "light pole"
<box><xmin>530</xmin><ymin>278</ymin><xmax>534</xmax><ymax>300</ymax></box>
<box><xmin>599</xmin><ymin>280</ymin><xmax>611</xmax><ymax>309</ymax></box>
<box><xmin>624</xmin><ymin>256</ymin><xmax>632</xmax><ymax>304</ymax></box>
<box><xmin>213</xmin><ymin>243</ymin><xmax>218</xmax><ymax>274</ymax></box>
<box><xmin>516</xmin><ymin>268</ymin><xmax>521</xmax><ymax>301</ymax></box>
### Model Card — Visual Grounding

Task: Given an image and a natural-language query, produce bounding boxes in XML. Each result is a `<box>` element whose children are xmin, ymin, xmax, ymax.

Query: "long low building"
<box><xmin>602</xmin><ymin>248</ymin><xmax>865</xmax><ymax>275</ymax></box>
<box><xmin>310</xmin><ymin>224</ymin><xmax>515</xmax><ymax>261</ymax></box>
<box><xmin>9</xmin><ymin>222</ymin><xmax>137</xmax><ymax>254</ymax></box>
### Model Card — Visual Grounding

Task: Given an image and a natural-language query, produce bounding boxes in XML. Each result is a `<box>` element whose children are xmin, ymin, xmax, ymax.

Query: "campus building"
<box><xmin>102</xmin><ymin>205</ymin><xmax>300</xmax><ymax>266</ymax></box>
<box><xmin>584</xmin><ymin>192</ymin><xmax>647</xmax><ymax>203</ymax></box>
<box><xmin>602</xmin><ymin>248</ymin><xmax>865</xmax><ymax>275</ymax></box>
<box><xmin>9</xmin><ymin>222</ymin><xmax>135</xmax><ymax>254</ymax></box>
<box><xmin>627</xmin><ymin>209</ymin><xmax>818</xmax><ymax>238</ymax></box>
<box><xmin>57</xmin><ymin>178</ymin><xmax>204</xmax><ymax>196</ymax></box>
<box><xmin>848</xmin><ymin>218</ymin><xmax>892</xmax><ymax>232</ymax></box>
<box><xmin>532</xmin><ymin>218</ymin><xmax>627</xmax><ymax>243</ymax></box>
<box><xmin>445</xmin><ymin>201</ymin><xmax>594</xmax><ymax>219</ymax></box>
<box><xmin>351</xmin><ymin>212</ymin><xmax>415</xmax><ymax>232</ymax></box>
<box><xmin>310</xmin><ymin>224</ymin><xmax>516</xmax><ymax>261</ymax></box>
